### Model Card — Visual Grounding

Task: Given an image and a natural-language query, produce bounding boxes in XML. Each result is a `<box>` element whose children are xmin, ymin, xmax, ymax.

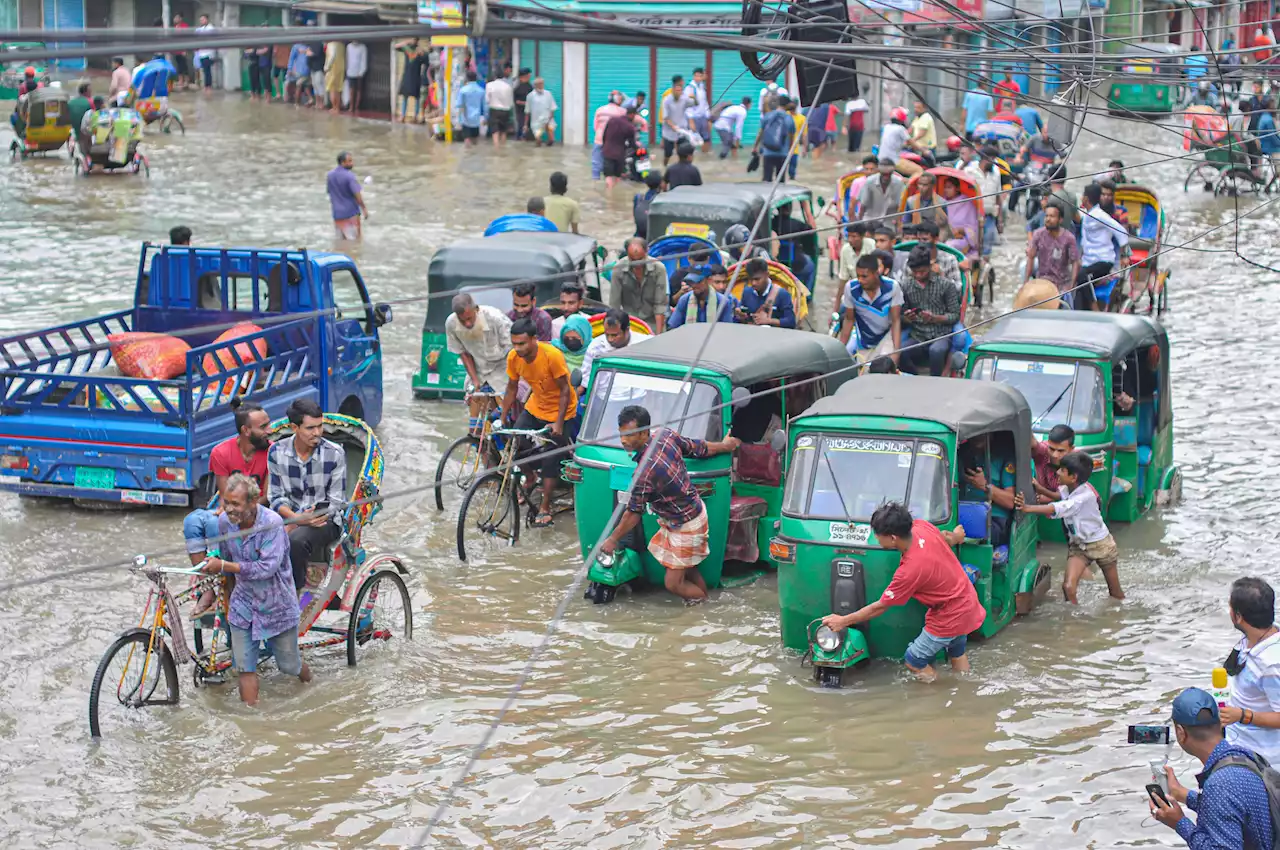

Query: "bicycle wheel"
<box><xmin>456</xmin><ymin>470</ymin><xmax>521</xmax><ymax>562</ymax></box>
<box><xmin>88</xmin><ymin>629</ymin><xmax>179</xmax><ymax>738</ymax></box>
<box><xmin>346</xmin><ymin>567</ymin><xmax>413</xmax><ymax>666</ymax></box>
<box><xmin>1183</xmin><ymin>162</ymin><xmax>1219</xmax><ymax>193</ymax></box>
<box><xmin>434</xmin><ymin>434</ymin><xmax>486</xmax><ymax>511</ymax></box>
<box><xmin>161</xmin><ymin>113</ymin><xmax>185</xmax><ymax>135</ymax></box>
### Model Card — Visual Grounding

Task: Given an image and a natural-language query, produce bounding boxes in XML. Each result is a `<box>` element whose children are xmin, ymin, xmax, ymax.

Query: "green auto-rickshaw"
<box><xmin>965</xmin><ymin>311</ymin><xmax>1180</xmax><ymax>539</ymax></box>
<box><xmin>566</xmin><ymin>323</ymin><xmax>854</xmax><ymax>604</ymax></box>
<box><xmin>1106</xmin><ymin>42</ymin><xmax>1183</xmax><ymax>117</ymax></box>
<box><xmin>412</xmin><ymin>231</ymin><xmax>606</xmax><ymax>401</ymax></box>
<box><xmin>646</xmin><ymin>182</ymin><xmax>819</xmax><ymax>283</ymax></box>
<box><xmin>773</xmin><ymin>375</ymin><xmax>1050</xmax><ymax>687</ymax></box>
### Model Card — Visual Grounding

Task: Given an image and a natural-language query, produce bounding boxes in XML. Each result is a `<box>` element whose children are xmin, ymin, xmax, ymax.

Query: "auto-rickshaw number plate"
<box><xmin>829</xmin><ymin>522</ymin><xmax>870</xmax><ymax>545</ymax></box>
<box><xmin>74</xmin><ymin>466</ymin><xmax>116</xmax><ymax>490</ymax></box>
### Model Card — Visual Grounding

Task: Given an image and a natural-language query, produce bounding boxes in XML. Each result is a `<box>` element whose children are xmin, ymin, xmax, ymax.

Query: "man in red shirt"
<box><xmin>994</xmin><ymin>72</ymin><xmax>1021</xmax><ymax>113</ymax></box>
<box><xmin>183</xmin><ymin>398</ymin><xmax>272</xmax><ymax>566</ymax></box>
<box><xmin>821</xmin><ymin>502</ymin><xmax>986</xmax><ymax>681</ymax></box>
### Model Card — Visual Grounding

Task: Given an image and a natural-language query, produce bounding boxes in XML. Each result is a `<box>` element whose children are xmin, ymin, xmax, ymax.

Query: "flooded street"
<box><xmin>1</xmin><ymin>91</ymin><xmax>1278</xmax><ymax>848</ymax></box>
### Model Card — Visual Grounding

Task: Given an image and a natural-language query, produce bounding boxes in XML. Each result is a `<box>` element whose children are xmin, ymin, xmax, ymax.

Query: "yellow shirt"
<box><xmin>910</xmin><ymin>112</ymin><xmax>937</xmax><ymax>150</ymax></box>
<box><xmin>506</xmin><ymin>343</ymin><xmax>578</xmax><ymax>422</ymax></box>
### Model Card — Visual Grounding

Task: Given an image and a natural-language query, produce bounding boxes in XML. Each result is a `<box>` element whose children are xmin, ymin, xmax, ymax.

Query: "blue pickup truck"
<box><xmin>0</xmin><ymin>245</ymin><xmax>391</xmax><ymax>507</ymax></box>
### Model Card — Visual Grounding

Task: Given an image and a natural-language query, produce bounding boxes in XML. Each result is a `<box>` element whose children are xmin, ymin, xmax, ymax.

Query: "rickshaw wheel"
<box><xmin>8</xmin><ymin>141</ymin><xmax>17</xmax><ymax>162</ymax></box>
<box><xmin>88</xmin><ymin>629</ymin><xmax>179</xmax><ymax>738</ymax></box>
<box><xmin>456</xmin><ymin>470</ymin><xmax>521</xmax><ymax>562</ymax></box>
<box><xmin>346</xmin><ymin>568</ymin><xmax>412</xmax><ymax>666</ymax></box>
<box><xmin>1183</xmin><ymin>163</ymin><xmax>1218</xmax><ymax>193</ymax></box>
<box><xmin>434</xmin><ymin>433</ymin><xmax>484</xmax><ymax>511</ymax></box>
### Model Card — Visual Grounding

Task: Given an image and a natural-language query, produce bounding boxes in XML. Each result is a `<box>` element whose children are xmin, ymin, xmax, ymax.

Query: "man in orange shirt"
<box><xmin>1253</xmin><ymin>27</ymin><xmax>1275</xmax><ymax>63</ymax></box>
<box><xmin>994</xmin><ymin>71</ymin><xmax>1021</xmax><ymax>113</ymax></box>
<box><xmin>499</xmin><ymin>317</ymin><xmax>578</xmax><ymax>527</ymax></box>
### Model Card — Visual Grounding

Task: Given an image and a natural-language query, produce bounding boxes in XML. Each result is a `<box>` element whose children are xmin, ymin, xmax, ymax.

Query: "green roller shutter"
<box><xmin>238</xmin><ymin>7</ymin><xmax>279</xmax><ymax>92</ymax></box>
<box><xmin>711</xmin><ymin>51</ymin><xmax>761</xmax><ymax>148</ymax></box>
<box><xmin>656</xmin><ymin>47</ymin><xmax>703</xmax><ymax>111</ymax></box>
<box><xmin>535</xmin><ymin>41</ymin><xmax>563</xmax><ymax>142</ymax></box>
<box><xmin>587</xmin><ymin>43</ymin><xmax>650</xmax><ymax>135</ymax></box>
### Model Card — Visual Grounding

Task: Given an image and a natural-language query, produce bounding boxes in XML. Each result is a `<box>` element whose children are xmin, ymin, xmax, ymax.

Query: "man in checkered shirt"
<box><xmin>267</xmin><ymin>398</ymin><xmax>347</xmax><ymax>590</ymax></box>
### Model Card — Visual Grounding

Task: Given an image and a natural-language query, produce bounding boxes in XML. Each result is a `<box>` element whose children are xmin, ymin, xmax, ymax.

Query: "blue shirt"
<box><xmin>668</xmin><ymin>290</ymin><xmax>737</xmax><ymax>329</ymax></box>
<box><xmin>455</xmin><ymin>81</ymin><xmax>488</xmax><ymax>128</ymax></box>
<box><xmin>840</xmin><ymin>276</ymin><xmax>902</xmax><ymax>349</ymax></box>
<box><xmin>326</xmin><ymin>166</ymin><xmax>363</xmax><ymax>221</ymax></box>
<box><xmin>1015</xmin><ymin>106</ymin><xmax>1043</xmax><ymax>135</ymax></box>
<box><xmin>738</xmin><ymin>282</ymin><xmax>796</xmax><ymax>329</ymax></box>
<box><xmin>962</xmin><ymin>89</ymin><xmax>994</xmax><ymax>133</ymax></box>
<box><xmin>288</xmin><ymin>44</ymin><xmax>310</xmax><ymax>78</ymax></box>
<box><xmin>1259</xmin><ymin>112</ymin><xmax>1280</xmax><ymax>155</ymax></box>
<box><xmin>1178</xmin><ymin>741</ymin><xmax>1273</xmax><ymax>850</ymax></box>
<box><xmin>1185</xmin><ymin>53</ymin><xmax>1209</xmax><ymax>79</ymax></box>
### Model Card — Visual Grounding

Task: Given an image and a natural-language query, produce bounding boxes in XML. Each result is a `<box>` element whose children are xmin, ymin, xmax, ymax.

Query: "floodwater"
<box><xmin>0</xmin><ymin>90</ymin><xmax>1276</xmax><ymax>849</ymax></box>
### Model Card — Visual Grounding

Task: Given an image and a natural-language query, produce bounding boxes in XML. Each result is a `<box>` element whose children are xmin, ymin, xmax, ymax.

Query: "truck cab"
<box><xmin>0</xmin><ymin>244</ymin><xmax>390</xmax><ymax>506</ymax></box>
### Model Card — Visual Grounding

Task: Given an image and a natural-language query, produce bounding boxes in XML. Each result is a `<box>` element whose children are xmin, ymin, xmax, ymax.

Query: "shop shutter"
<box><xmin>535</xmin><ymin>40</ymin><xmax>564</xmax><ymax>142</ymax></box>
<box><xmin>517</xmin><ymin>39</ymin><xmax>536</xmax><ymax>73</ymax></box>
<box><xmin>586</xmin><ymin>43</ymin><xmax>650</xmax><ymax>132</ymax></box>
<box><xmin>711</xmin><ymin>50</ymin><xmax>761</xmax><ymax>147</ymax></box>
<box><xmin>44</xmin><ymin>0</ymin><xmax>85</xmax><ymax>70</ymax></box>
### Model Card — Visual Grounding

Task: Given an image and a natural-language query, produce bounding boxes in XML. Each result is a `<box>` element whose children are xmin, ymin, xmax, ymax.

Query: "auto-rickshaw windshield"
<box><xmin>581</xmin><ymin>369</ymin><xmax>722</xmax><ymax>447</ymax></box>
<box><xmin>783</xmin><ymin>435</ymin><xmax>950</xmax><ymax>523</ymax></box>
<box><xmin>973</xmin><ymin>357</ymin><xmax>1106</xmax><ymax>433</ymax></box>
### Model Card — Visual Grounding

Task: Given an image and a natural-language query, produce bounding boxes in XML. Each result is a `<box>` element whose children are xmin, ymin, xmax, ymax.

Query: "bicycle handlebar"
<box><xmin>488</xmin><ymin>425</ymin><xmax>554</xmax><ymax>440</ymax></box>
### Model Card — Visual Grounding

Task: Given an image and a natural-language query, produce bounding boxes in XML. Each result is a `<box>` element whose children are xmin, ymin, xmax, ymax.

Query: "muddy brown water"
<box><xmin>0</xmin><ymin>92</ymin><xmax>1273</xmax><ymax>848</ymax></box>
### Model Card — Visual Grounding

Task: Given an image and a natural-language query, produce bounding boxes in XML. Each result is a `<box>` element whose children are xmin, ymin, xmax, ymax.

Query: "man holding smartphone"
<box><xmin>268</xmin><ymin>398</ymin><xmax>347</xmax><ymax>590</ymax></box>
<box><xmin>1148</xmin><ymin>687</ymin><xmax>1273</xmax><ymax>848</ymax></box>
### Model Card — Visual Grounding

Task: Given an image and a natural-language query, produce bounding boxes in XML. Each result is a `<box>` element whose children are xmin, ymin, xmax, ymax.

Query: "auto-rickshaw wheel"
<box><xmin>8</xmin><ymin>141</ymin><xmax>18</xmax><ymax>162</ymax></box>
<box><xmin>586</xmin><ymin>582</ymin><xmax>617</xmax><ymax>605</ymax></box>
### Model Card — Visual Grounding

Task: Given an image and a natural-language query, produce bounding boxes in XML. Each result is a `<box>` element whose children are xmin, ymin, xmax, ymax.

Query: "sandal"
<box><xmin>531</xmin><ymin>512</ymin><xmax>554</xmax><ymax>528</ymax></box>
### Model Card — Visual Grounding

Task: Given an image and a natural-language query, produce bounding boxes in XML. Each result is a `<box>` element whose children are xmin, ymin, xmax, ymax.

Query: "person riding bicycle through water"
<box><xmin>268</xmin><ymin>398</ymin><xmax>347</xmax><ymax>592</ymax></box>
<box><xmin>499</xmin><ymin>317</ymin><xmax>578</xmax><ymax>528</ymax></box>
<box><xmin>599</xmin><ymin>404</ymin><xmax>741</xmax><ymax>602</ymax></box>
<box><xmin>184</xmin><ymin>397</ymin><xmax>272</xmax><ymax>615</ymax></box>
<box><xmin>200</xmin><ymin>472</ymin><xmax>312</xmax><ymax>707</ymax></box>
<box><xmin>1186</xmin><ymin>79</ymin><xmax>1221</xmax><ymax>109</ymax></box>
<box><xmin>1013</xmin><ymin>124</ymin><xmax>1063</xmax><ymax>173</ymax></box>
<box><xmin>446</xmin><ymin>292</ymin><xmax>514</xmax><ymax>433</ymax></box>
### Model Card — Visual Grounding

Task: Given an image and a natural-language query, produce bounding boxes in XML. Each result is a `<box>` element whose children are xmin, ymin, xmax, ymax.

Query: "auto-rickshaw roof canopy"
<box><xmin>647</xmin><ymin>182</ymin><xmax>813</xmax><ymax>228</ymax></box>
<box><xmin>975</xmin><ymin>311</ymin><xmax>1167</xmax><ymax>363</ymax></box>
<box><xmin>600</xmin><ymin>324</ymin><xmax>854</xmax><ymax>389</ymax></box>
<box><xmin>428</xmin><ymin>231</ymin><xmax>599</xmax><ymax>289</ymax></box>
<box><xmin>802</xmin><ymin>374</ymin><xmax>1031</xmax><ymax>442</ymax></box>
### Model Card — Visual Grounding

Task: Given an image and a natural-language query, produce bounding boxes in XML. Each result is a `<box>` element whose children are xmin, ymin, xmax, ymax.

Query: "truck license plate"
<box><xmin>74</xmin><ymin>466</ymin><xmax>116</xmax><ymax>490</ymax></box>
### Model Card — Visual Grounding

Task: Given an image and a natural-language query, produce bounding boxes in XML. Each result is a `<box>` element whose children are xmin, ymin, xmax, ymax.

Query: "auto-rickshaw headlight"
<box><xmin>596</xmin><ymin>551</ymin><xmax>616</xmax><ymax>568</ymax></box>
<box><xmin>816</xmin><ymin>625</ymin><xmax>843</xmax><ymax>652</ymax></box>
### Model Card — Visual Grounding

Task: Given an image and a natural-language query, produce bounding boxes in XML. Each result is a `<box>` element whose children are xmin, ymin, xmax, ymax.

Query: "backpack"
<box><xmin>1205</xmin><ymin>751</ymin><xmax>1280</xmax><ymax>850</ymax></box>
<box><xmin>761</xmin><ymin>112</ymin><xmax>789</xmax><ymax>152</ymax></box>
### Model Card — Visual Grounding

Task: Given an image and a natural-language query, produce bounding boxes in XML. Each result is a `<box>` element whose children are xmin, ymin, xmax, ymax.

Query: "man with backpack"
<box><xmin>753</xmin><ymin>96</ymin><xmax>796</xmax><ymax>183</ymax></box>
<box><xmin>1150</xmin><ymin>686</ymin><xmax>1276</xmax><ymax>849</ymax></box>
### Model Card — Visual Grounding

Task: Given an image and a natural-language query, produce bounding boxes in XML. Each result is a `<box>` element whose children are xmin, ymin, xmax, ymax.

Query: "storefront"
<box><xmin>505</xmin><ymin>1</ymin><xmax>771</xmax><ymax>147</ymax></box>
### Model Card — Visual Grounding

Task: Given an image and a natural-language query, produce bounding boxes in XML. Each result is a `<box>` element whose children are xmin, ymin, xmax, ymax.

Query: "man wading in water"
<box><xmin>600</xmin><ymin>405</ymin><xmax>740</xmax><ymax>601</ymax></box>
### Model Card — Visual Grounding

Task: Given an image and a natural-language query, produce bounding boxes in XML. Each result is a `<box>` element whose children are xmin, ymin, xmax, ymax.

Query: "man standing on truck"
<box><xmin>268</xmin><ymin>398</ymin><xmax>347</xmax><ymax>591</ymax></box>
<box><xmin>327</xmin><ymin>151</ymin><xmax>368</xmax><ymax>241</ymax></box>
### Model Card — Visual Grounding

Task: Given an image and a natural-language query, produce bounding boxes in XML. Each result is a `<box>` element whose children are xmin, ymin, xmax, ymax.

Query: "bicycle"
<box><xmin>433</xmin><ymin>389</ymin><xmax>503</xmax><ymax>511</ymax></box>
<box><xmin>455</xmin><ymin>424</ymin><xmax>573</xmax><ymax>562</ymax></box>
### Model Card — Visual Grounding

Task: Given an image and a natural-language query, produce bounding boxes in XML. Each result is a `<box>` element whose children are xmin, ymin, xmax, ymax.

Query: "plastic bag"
<box><xmin>108</xmin><ymin>332</ymin><xmax>191</xmax><ymax>380</ymax></box>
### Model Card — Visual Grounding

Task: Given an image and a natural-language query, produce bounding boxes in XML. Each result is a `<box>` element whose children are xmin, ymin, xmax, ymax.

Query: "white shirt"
<box><xmin>345</xmin><ymin>42</ymin><xmax>368</xmax><ymax>78</ymax></box>
<box><xmin>878</xmin><ymin>123</ymin><xmax>909</xmax><ymax>163</ymax></box>
<box><xmin>195</xmin><ymin>25</ymin><xmax>216</xmax><ymax>62</ymax></box>
<box><xmin>1080</xmin><ymin>205</ymin><xmax>1129</xmax><ymax>267</ymax></box>
<box><xmin>580</xmin><ymin>331</ymin><xmax>651</xmax><ymax>388</ymax></box>
<box><xmin>485</xmin><ymin>78</ymin><xmax>514</xmax><ymax>110</ymax></box>
<box><xmin>444</xmin><ymin>306</ymin><xmax>513</xmax><ymax>393</ymax></box>
<box><xmin>758</xmin><ymin>85</ymin><xmax>788</xmax><ymax>115</ymax></box>
<box><xmin>845</xmin><ymin>97</ymin><xmax>868</xmax><ymax>115</ymax></box>
<box><xmin>972</xmin><ymin>166</ymin><xmax>1002</xmax><ymax>212</ymax></box>
<box><xmin>1227</xmin><ymin>631</ymin><xmax>1280</xmax><ymax>764</ymax></box>
<box><xmin>714</xmin><ymin>104</ymin><xmax>748</xmax><ymax>140</ymax></box>
<box><xmin>1052</xmin><ymin>484</ymin><xmax>1110</xmax><ymax>544</ymax></box>
<box><xmin>685</xmin><ymin>80</ymin><xmax>709</xmax><ymax>118</ymax></box>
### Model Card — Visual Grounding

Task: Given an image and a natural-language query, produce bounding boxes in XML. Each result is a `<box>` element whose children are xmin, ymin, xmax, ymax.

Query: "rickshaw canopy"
<box><xmin>424</xmin><ymin>231</ymin><xmax>602</xmax><ymax>333</ymax></box>
<box><xmin>598</xmin><ymin>323</ymin><xmax>854</xmax><ymax>390</ymax></box>
<box><xmin>903</xmin><ymin>166</ymin><xmax>984</xmax><ymax>217</ymax></box>
<box><xmin>1183</xmin><ymin>105</ymin><xmax>1228</xmax><ymax>149</ymax></box>
<box><xmin>976</xmin><ymin>311</ymin><xmax>1167</xmax><ymax>363</ymax></box>
<box><xmin>646</xmin><ymin>182</ymin><xmax>815</xmax><ymax>245</ymax></box>
<box><xmin>483</xmin><ymin>213</ymin><xmax>558</xmax><ymax>236</ymax></box>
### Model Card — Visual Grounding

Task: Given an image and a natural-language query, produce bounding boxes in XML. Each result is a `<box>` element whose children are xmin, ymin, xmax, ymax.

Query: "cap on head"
<box><xmin>1172</xmin><ymin>688</ymin><xmax>1220</xmax><ymax>726</ymax></box>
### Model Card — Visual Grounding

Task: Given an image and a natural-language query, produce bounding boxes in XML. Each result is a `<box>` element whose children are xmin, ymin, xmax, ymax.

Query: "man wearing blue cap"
<box><xmin>668</xmin><ymin>265</ymin><xmax>736</xmax><ymax>329</ymax></box>
<box><xmin>1150</xmin><ymin>687</ymin><xmax>1274</xmax><ymax>848</ymax></box>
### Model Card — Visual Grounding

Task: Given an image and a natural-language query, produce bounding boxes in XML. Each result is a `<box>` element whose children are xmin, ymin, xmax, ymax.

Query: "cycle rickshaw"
<box><xmin>88</xmin><ymin>413</ymin><xmax>412</xmax><ymax>737</ymax></box>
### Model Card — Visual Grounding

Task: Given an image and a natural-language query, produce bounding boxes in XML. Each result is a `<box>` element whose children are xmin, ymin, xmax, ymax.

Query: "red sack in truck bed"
<box><xmin>201</xmin><ymin>322</ymin><xmax>268</xmax><ymax>375</ymax></box>
<box><xmin>107</xmin><ymin>332</ymin><xmax>191</xmax><ymax>380</ymax></box>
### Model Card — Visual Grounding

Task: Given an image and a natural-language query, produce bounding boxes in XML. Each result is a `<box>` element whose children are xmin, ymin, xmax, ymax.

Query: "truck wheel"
<box><xmin>338</xmin><ymin>397</ymin><xmax>364</xmax><ymax>420</ymax></box>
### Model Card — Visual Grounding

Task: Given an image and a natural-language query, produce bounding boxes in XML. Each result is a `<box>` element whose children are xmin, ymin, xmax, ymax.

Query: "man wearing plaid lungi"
<box><xmin>599</xmin><ymin>404</ymin><xmax>740</xmax><ymax>601</ymax></box>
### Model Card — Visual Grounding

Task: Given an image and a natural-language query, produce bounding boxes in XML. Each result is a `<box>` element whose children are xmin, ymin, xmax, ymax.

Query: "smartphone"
<box><xmin>1146</xmin><ymin>783</ymin><xmax>1170</xmax><ymax>806</ymax></box>
<box><xmin>310</xmin><ymin>501</ymin><xmax>330</xmax><ymax>514</ymax></box>
<box><xmin>1128</xmin><ymin>724</ymin><xmax>1170</xmax><ymax>744</ymax></box>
